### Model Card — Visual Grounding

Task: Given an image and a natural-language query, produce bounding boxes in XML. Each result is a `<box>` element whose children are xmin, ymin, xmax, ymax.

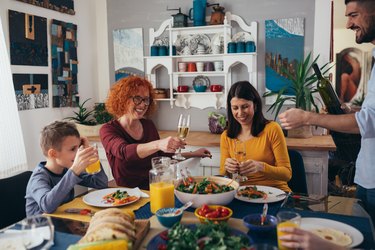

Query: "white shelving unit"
<box><xmin>145</xmin><ymin>12</ymin><xmax>258</xmax><ymax>109</ymax></box>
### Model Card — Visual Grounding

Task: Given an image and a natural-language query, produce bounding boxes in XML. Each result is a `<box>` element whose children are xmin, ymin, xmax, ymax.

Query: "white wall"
<box><xmin>0</xmin><ymin>0</ymin><xmax>107</xmax><ymax>169</ymax></box>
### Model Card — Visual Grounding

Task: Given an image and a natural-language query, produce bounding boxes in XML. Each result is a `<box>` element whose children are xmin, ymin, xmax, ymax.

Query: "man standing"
<box><xmin>279</xmin><ymin>0</ymin><xmax>375</xmax><ymax>224</ymax></box>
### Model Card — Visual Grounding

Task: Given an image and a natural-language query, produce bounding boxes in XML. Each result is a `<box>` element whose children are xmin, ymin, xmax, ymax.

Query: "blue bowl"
<box><xmin>156</xmin><ymin>208</ymin><xmax>183</xmax><ymax>228</ymax></box>
<box><xmin>243</xmin><ymin>214</ymin><xmax>277</xmax><ymax>233</ymax></box>
<box><xmin>193</xmin><ymin>85</ymin><xmax>207</xmax><ymax>92</ymax></box>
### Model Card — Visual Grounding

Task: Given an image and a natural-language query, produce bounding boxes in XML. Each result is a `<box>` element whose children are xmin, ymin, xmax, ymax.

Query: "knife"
<box><xmin>64</xmin><ymin>208</ymin><xmax>95</xmax><ymax>216</ymax></box>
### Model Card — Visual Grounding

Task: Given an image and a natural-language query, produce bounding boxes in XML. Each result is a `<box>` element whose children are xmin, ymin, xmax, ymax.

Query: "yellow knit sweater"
<box><xmin>220</xmin><ymin>121</ymin><xmax>291</xmax><ymax>192</ymax></box>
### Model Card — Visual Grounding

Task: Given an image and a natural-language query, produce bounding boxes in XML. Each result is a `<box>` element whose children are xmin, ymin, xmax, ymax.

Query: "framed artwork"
<box><xmin>113</xmin><ymin>28</ymin><xmax>144</xmax><ymax>81</ymax></box>
<box><xmin>265</xmin><ymin>17</ymin><xmax>305</xmax><ymax>104</ymax></box>
<box><xmin>9</xmin><ymin>10</ymin><xmax>48</xmax><ymax>66</ymax></box>
<box><xmin>15</xmin><ymin>0</ymin><xmax>75</xmax><ymax>15</ymax></box>
<box><xmin>336</xmin><ymin>48</ymin><xmax>373</xmax><ymax>105</ymax></box>
<box><xmin>12</xmin><ymin>74</ymin><xmax>49</xmax><ymax>111</ymax></box>
<box><xmin>51</xmin><ymin>19</ymin><xmax>78</xmax><ymax>107</ymax></box>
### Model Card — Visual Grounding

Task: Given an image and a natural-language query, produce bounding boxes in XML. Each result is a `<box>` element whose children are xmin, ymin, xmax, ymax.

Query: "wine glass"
<box><xmin>173</xmin><ymin>114</ymin><xmax>190</xmax><ymax>161</ymax></box>
<box><xmin>234</xmin><ymin>140</ymin><xmax>248</xmax><ymax>182</ymax></box>
<box><xmin>21</xmin><ymin>215</ymin><xmax>54</xmax><ymax>249</ymax></box>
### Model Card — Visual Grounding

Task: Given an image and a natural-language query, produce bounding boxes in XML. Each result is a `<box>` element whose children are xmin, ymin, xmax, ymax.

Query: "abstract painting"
<box><xmin>15</xmin><ymin>0</ymin><xmax>75</xmax><ymax>15</ymax></box>
<box><xmin>9</xmin><ymin>10</ymin><xmax>48</xmax><ymax>66</ymax></box>
<box><xmin>265</xmin><ymin>17</ymin><xmax>305</xmax><ymax>104</ymax></box>
<box><xmin>113</xmin><ymin>28</ymin><xmax>144</xmax><ymax>81</ymax></box>
<box><xmin>13</xmin><ymin>74</ymin><xmax>49</xmax><ymax>111</ymax></box>
<box><xmin>51</xmin><ymin>19</ymin><xmax>78</xmax><ymax>107</ymax></box>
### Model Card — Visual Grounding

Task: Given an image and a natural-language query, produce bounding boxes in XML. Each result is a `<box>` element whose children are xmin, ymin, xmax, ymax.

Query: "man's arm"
<box><xmin>278</xmin><ymin>108</ymin><xmax>360</xmax><ymax>134</ymax></box>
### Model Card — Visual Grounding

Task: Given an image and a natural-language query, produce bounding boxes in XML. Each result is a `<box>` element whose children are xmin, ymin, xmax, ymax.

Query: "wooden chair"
<box><xmin>288</xmin><ymin>150</ymin><xmax>308</xmax><ymax>194</ymax></box>
<box><xmin>0</xmin><ymin>171</ymin><xmax>32</xmax><ymax>229</ymax></box>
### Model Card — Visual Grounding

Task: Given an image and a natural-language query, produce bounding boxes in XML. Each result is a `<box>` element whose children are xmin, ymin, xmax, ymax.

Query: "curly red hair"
<box><xmin>105</xmin><ymin>76</ymin><xmax>156</xmax><ymax>118</ymax></box>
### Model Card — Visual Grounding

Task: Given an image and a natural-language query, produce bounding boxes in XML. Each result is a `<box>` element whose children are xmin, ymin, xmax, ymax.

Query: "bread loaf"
<box><xmin>78</xmin><ymin>208</ymin><xmax>135</xmax><ymax>248</ymax></box>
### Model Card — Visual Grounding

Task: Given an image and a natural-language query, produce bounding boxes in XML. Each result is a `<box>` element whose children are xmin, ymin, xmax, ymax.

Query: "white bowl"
<box><xmin>174</xmin><ymin>176</ymin><xmax>239</xmax><ymax>208</ymax></box>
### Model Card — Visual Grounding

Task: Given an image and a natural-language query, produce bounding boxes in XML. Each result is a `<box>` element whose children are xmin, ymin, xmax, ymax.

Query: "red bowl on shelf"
<box><xmin>210</xmin><ymin>84</ymin><xmax>223</xmax><ymax>92</ymax></box>
<box><xmin>177</xmin><ymin>85</ymin><xmax>189</xmax><ymax>92</ymax></box>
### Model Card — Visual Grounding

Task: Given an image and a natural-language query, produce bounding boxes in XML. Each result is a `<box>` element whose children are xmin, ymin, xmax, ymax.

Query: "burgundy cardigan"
<box><xmin>100</xmin><ymin>119</ymin><xmax>172</xmax><ymax>190</ymax></box>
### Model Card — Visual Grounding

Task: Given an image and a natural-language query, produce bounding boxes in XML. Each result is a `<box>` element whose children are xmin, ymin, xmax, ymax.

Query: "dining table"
<box><xmin>4</xmin><ymin>187</ymin><xmax>373</xmax><ymax>250</ymax></box>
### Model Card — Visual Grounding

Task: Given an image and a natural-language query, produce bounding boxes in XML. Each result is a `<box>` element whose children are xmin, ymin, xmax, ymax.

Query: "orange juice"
<box><xmin>150</xmin><ymin>182</ymin><xmax>175</xmax><ymax>213</ymax></box>
<box><xmin>277</xmin><ymin>221</ymin><xmax>299</xmax><ymax>250</ymax></box>
<box><xmin>86</xmin><ymin>159</ymin><xmax>101</xmax><ymax>174</ymax></box>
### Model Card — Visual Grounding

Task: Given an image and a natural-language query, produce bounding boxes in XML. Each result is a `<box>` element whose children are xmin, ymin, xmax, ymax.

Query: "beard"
<box><xmin>356</xmin><ymin>15</ymin><xmax>375</xmax><ymax>44</ymax></box>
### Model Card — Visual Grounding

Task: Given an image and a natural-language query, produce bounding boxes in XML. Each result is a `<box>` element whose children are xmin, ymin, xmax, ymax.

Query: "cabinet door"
<box><xmin>300</xmin><ymin>151</ymin><xmax>328</xmax><ymax>195</ymax></box>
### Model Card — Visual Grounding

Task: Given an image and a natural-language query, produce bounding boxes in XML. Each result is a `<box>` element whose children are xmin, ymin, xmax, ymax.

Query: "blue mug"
<box><xmin>159</xmin><ymin>46</ymin><xmax>168</xmax><ymax>56</ymax></box>
<box><xmin>189</xmin><ymin>0</ymin><xmax>207</xmax><ymax>26</ymax></box>
<box><xmin>151</xmin><ymin>45</ymin><xmax>159</xmax><ymax>56</ymax></box>
<box><xmin>236</xmin><ymin>42</ymin><xmax>245</xmax><ymax>53</ymax></box>
<box><xmin>245</xmin><ymin>41</ymin><xmax>256</xmax><ymax>52</ymax></box>
<box><xmin>227</xmin><ymin>42</ymin><xmax>236</xmax><ymax>53</ymax></box>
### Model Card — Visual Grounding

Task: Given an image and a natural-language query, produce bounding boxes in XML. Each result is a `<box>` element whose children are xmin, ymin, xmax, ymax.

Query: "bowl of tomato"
<box><xmin>194</xmin><ymin>205</ymin><xmax>233</xmax><ymax>223</ymax></box>
<box><xmin>174</xmin><ymin>176</ymin><xmax>239</xmax><ymax>208</ymax></box>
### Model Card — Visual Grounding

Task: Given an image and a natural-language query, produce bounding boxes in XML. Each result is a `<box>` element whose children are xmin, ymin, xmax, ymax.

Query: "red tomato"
<box><xmin>198</xmin><ymin>210</ymin><xmax>205</xmax><ymax>216</ymax></box>
<box><xmin>221</xmin><ymin>207</ymin><xmax>230</xmax><ymax>214</ymax></box>
<box><xmin>221</xmin><ymin>210</ymin><xmax>229</xmax><ymax>217</ymax></box>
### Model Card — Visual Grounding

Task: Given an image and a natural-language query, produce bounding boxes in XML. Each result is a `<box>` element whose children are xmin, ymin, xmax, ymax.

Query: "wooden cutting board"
<box><xmin>134</xmin><ymin>219</ymin><xmax>151</xmax><ymax>250</ymax></box>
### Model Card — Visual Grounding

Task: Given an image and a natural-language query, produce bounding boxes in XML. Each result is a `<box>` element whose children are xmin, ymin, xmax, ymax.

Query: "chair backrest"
<box><xmin>287</xmin><ymin>150</ymin><xmax>308</xmax><ymax>194</ymax></box>
<box><xmin>0</xmin><ymin>171</ymin><xmax>32</xmax><ymax>229</ymax></box>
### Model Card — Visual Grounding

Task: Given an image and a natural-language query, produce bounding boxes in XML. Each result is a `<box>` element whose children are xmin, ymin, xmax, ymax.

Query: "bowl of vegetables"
<box><xmin>174</xmin><ymin>176</ymin><xmax>239</xmax><ymax>208</ymax></box>
<box><xmin>194</xmin><ymin>204</ymin><xmax>233</xmax><ymax>223</ymax></box>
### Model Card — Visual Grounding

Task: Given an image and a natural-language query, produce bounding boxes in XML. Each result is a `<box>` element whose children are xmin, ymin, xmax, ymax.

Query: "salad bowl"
<box><xmin>174</xmin><ymin>176</ymin><xmax>239</xmax><ymax>208</ymax></box>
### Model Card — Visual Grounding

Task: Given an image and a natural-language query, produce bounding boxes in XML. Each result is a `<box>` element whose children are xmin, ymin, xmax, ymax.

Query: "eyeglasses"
<box><xmin>132</xmin><ymin>95</ymin><xmax>151</xmax><ymax>105</ymax></box>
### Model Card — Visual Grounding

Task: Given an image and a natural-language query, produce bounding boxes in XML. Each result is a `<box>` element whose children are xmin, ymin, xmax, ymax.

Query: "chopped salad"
<box><xmin>102</xmin><ymin>189</ymin><xmax>138</xmax><ymax>205</ymax></box>
<box><xmin>176</xmin><ymin>177</ymin><xmax>234</xmax><ymax>194</ymax></box>
<box><xmin>237</xmin><ymin>186</ymin><xmax>268</xmax><ymax>199</ymax></box>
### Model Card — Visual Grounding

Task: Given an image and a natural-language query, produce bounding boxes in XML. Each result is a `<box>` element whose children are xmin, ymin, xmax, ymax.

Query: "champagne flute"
<box><xmin>234</xmin><ymin>139</ymin><xmax>248</xmax><ymax>182</ymax></box>
<box><xmin>21</xmin><ymin>215</ymin><xmax>54</xmax><ymax>250</ymax></box>
<box><xmin>173</xmin><ymin>114</ymin><xmax>190</xmax><ymax>161</ymax></box>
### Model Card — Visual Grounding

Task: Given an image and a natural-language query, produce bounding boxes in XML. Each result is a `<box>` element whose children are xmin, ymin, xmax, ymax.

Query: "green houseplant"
<box><xmin>263</xmin><ymin>52</ymin><xmax>332</xmax><ymax>137</ymax></box>
<box><xmin>65</xmin><ymin>98</ymin><xmax>113</xmax><ymax>136</ymax></box>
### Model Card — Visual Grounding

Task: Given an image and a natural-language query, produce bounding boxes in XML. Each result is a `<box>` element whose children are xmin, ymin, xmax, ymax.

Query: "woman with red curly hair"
<box><xmin>100</xmin><ymin>76</ymin><xmax>210</xmax><ymax>189</ymax></box>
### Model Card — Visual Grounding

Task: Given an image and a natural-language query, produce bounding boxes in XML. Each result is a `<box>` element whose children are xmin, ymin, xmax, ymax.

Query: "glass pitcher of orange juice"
<box><xmin>149</xmin><ymin>157</ymin><xmax>175</xmax><ymax>213</ymax></box>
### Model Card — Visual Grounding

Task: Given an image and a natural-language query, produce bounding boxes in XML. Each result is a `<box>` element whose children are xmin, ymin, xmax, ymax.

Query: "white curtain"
<box><xmin>0</xmin><ymin>19</ymin><xmax>28</xmax><ymax>178</ymax></box>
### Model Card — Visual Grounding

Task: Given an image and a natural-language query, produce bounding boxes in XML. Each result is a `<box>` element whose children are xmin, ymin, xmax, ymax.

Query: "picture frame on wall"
<box><xmin>113</xmin><ymin>28</ymin><xmax>145</xmax><ymax>81</ymax></box>
<box><xmin>15</xmin><ymin>0</ymin><xmax>75</xmax><ymax>15</ymax></box>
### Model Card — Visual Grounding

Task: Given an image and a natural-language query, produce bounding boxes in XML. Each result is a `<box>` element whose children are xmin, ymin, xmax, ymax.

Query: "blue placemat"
<box><xmin>51</xmin><ymin>231</ymin><xmax>81</xmax><ymax>250</ymax></box>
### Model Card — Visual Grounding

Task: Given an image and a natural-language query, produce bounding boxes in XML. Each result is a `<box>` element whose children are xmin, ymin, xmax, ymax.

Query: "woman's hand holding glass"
<box><xmin>238</xmin><ymin>159</ymin><xmax>265</xmax><ymax>175</ymax></box>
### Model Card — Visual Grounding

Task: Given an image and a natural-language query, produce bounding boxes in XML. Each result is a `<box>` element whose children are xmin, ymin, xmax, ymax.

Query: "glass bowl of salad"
<box><xmin>194</xmin><ymin>205</ymin><xmax>233</xmax><ymax>223</ymax></box>
<box><xmin>174</xmin><ymin>176</ymin><xmax>239</xmax><ymax>208</ymax></box>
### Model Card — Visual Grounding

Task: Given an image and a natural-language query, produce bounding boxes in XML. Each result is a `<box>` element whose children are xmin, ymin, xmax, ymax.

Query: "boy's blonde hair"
<box><xmin>40</xmin><ymin>121</ymin><xmax>80</xmax><ymax>156</ymax></box>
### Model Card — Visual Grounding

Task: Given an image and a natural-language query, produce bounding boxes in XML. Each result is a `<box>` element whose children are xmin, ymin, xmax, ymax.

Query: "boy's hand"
<box><xmin>70</xmin><ymin>146</ymin><xmax>98</xmax><ymax>176</ymax></box>
<box><xmin>80</xmin><ymin>137</ymin><xmax>90</xmax><ymax>148</ymax></box>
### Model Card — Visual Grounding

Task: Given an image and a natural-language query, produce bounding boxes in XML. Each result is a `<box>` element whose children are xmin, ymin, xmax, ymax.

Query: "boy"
<box><xmin>25</xmin><ymin>121</ymin><xmax>108</xmax><ymax>216</ymax></box>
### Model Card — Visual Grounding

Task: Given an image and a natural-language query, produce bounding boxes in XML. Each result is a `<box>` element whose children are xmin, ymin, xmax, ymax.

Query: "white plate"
<box><xmin>300</xmin><ymin>217</ymin><xmax>364</xmax><ymax>248</ymax></box>
<box><xmin>189</xmin><ymin>34</ymin><xmax>211</xmax><ymax>55</ymax></box>
<box><xmin>0</xmin><ymin>230</ymin><xmax>44</xmax><ymax>249</ymax></box>
<box><xmin>83</xmin><ymin>188</ymin><xmax>141</xmax><ymax>208</ymax></box>
<box><xmin>175</xmin><ymin>34</ymin><xmax>192</xmax><ymax>55</ymax></box>
<box><xmin>153</xmin><ymin>37</ymin><xmax>169</xmax><ymax>46</ymax></box>
<box><xmin>235</xmin><ymin>185</ymin><xmax>285</xmax><ymax>203</ymax></box>
<box><xmin>232</xmin><ymin>31</ymin><xmax>254</xmax><ymax>42</ymax></box>
<box><xmin>211</xmin><ymin>33</ymin><xmax>231</xmax><ymax>54</ymax></box>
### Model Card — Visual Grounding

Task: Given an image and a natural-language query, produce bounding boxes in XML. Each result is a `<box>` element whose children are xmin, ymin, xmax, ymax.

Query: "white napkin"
<box><xmin>133</xmin><ymin>187</ymin><xmax>149</xmax><ymax>198</ymax></box>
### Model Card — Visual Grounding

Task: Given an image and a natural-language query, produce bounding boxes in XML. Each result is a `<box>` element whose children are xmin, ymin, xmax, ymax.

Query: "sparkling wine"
<box><xmin>178</xmin><ymin>126</ymin><xmax>190</xmax><ymax>139</ymax></box>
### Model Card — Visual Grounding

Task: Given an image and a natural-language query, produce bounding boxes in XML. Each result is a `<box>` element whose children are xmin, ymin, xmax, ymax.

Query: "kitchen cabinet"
<box><xmin>145</xmin><ymin>12</ymin><xmax>258</xmax><ymax>109</ymax></box>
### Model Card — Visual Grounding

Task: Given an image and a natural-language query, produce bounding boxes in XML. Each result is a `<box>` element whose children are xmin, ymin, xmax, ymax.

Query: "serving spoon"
<box><xmin>173</xmin><ymin>201</ymin><xmax>193</xmax><ymax>216</ymax></box>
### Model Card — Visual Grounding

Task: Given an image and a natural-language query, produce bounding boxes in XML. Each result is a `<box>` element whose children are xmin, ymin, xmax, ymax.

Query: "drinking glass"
<box><xmin>85</xmin><ymin>143</ymin><xmax>101</xmax><ymax>174</ymax></box>
<box><xmin>234</xmin><ymin>140</ymin><xmax>248</xmax><ymax>182</ymax></box>
<box><xmin>21</xmin><ymin>215</ymin><xmax>54</xmax><ymax>250</ymax></box>
<box><xmin>276</xmin><ymin>211</ymin><xmax>301</xmax><ymax>250</ymax></box>
<box><xmin>173</xmin><ymin>114</ymin><xmax>190</xmax><ymax>160</ymax></box>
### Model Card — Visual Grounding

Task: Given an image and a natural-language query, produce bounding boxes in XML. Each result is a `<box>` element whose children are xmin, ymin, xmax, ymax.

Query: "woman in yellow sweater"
<box><xmin>220</xmin><ymin>81</ymin><xmax>291</xmax><ymax>192</ymax></box>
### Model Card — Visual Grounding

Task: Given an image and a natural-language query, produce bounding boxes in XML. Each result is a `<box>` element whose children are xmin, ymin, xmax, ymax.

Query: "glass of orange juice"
<box><xmin>276</xmin><ymin>211</ymin><xmax>301</xmax><ymax>250</ymax></box>
<box><xmin>85</xmin><ymin>143</ymin><xmax>101</xmax><ymax>174</ymax></box>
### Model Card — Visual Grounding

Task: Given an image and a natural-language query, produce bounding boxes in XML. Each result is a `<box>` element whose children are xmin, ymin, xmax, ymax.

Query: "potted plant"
<box><xmin>65</xmin><ymin>98</ymin><xmax>113</xmax><ymax>137</ymax></box>
<box><xmin>263</xmin><ymin>52</ymin><xmax>331</xmax><ymax>138</ymax></box>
